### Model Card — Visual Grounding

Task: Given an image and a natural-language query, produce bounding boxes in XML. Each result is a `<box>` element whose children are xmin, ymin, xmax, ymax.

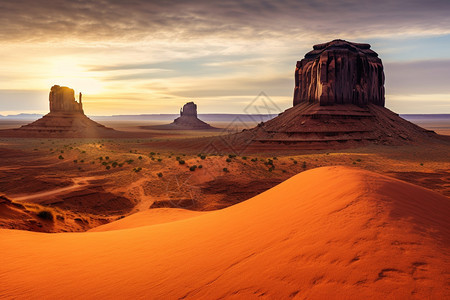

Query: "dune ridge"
<box><xmin>1</xmin><ymin>166</ymin><xmax>449</xmax><ymax>299</ymax></box>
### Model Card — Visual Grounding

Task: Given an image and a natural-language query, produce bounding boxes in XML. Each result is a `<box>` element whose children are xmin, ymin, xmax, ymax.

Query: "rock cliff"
<box><xmin>293</xmin><ymin>39</ymin><xmax>385</xmax><ymax>107</ymax></box>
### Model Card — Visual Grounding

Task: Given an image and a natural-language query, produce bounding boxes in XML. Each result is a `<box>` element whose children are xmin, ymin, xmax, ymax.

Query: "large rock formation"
<box><xmin>179</xmin><ymin>102</ymin><xmax>197</xmax><ymax>117</ymax></box>
<box><xmin>211</xmin><ymin>40</ymin><xmax>441</xmax><ymax>152</ymax></box>
<box><xmin>49</xmin><ymin>85</ymin><xmax>83</xmax><ymax>113</ymax></box>
<box><xmin>293</xmin><ymin>39</ymin><xmax>385</xmax><ymax>107</ymax></box>
<box><xmin>142</xmin><ymin>101</ymin><xmax>217</xmax><ymax>130</ymax></box>
<box><xmin>0</xmin><ymin>85</ymin><xmax>119</xmax><ymax>138</ymax></box>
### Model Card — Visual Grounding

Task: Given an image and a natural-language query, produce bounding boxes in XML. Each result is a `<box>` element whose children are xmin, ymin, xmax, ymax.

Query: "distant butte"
<box><xmin>142</xmin><ymin>101</ymin><xmax>217</xmax><ymax>130</ymax></box>
<box><xmin>0</xmin><ymin>85</ymin><xmax>156</xmax><ymax>138</ymax></box>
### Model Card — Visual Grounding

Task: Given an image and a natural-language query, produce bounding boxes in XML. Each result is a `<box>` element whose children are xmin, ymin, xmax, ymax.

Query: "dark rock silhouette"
<box><xmin>293</xmin><ymin>39</ymin><xmax>385</xmax><ymax>107</ymax></box>
<box><xmin>179</xmin><ymin>102</ymin><xmax>197</xmax><ymax>117</ymax></box>
<box><xmin>172</xmin><ymin>102</ymin><xmax>214</xmax><ymax>129</ymax></box>
<box><xmin>49</xmin><ymin>85</ymin><xmax>83</xmax><ymax>112</ymax></box>
<box><xmin>141</xmin><ymin>101</ymin><xmax>217</xmax><ymax>130</ymax></box>
<box><xmin>0</xmin><ymin>85</ymin><xmax>119</xmax><ymax>138</ymax></box>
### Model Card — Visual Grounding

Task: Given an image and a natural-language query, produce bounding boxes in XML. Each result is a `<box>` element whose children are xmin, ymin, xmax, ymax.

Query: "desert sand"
<box><xmin>1</xmin><ymin>166</ymin><xmax>449</xmax><ymax>299</ymax></box>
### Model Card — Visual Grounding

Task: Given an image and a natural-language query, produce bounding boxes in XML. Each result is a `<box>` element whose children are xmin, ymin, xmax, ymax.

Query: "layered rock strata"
<box><xmin>293</xmin><ymin>39</ymin><xmax>385</xmax><ymax>107</ymax></box>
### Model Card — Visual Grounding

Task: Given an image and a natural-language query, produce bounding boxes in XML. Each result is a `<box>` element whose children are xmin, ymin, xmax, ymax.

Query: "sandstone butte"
<box><xmin>220</xmin><ymin>39</ymin><xmax>444</xmax><ymax>152</ymax></box>
<box><xmin>1</xmin><ymin>166</ymin><xmax>449</xmax><ymax>299</ymax></box>
<box><xmin>0</xmin><ymin>85</ymin><xmax>152</xmax><ymax>138</ymax></box>
<box><xmin>143</xmin><ymin>101</ymin><xmax>216</xmax><ymax>130</ymax></box>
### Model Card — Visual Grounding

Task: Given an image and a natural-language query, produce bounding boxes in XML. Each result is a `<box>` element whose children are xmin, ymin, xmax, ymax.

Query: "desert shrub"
<box><xmin>293</xmin><ymin>160</ymin><xmax>298</xmax><ymax>164</ymax></box>
<box><xmin>251</xmin><ymin>158</ymin><xmax>258</xmax><ymax>162</ymax></box>
<box><xmin>198</xmin><ymin>165</ymin><xmax>203</xmax><ymax>169</ymax></box>
<box><xmin>82</xmin><ymin>150</ymin><xmax>86</xmax><ymax>153</ymax></box>
<box><xmin>223</xmin><ymin>167</ymin><xmax>229</xmax><ymax>172</ymax></box>
<box><xmin>126</xmin><ymin>159</ymin><xmax>134</xmax><ymax>164</ymax></box>
<box><xmin>150</xmin><ymin>152</ymin><xmax>155</xmax><ymax>156</ymax></box>
<box><xmin>133</xmin><ymin>167</ymin><xmax>142</xmax><ymax>172</ymax></box>
<box><xmin>157</xmin><ymin>172</ymin><xmax>163</xmax><ymax>177</ymax></box>
<box><xmin>112</xmin><ymin>162</ymin><xmax>118</xmax><ymax>168</ymax></box>
<box><xmin>105</xmin><ymin>156</ymin><xmax>110</xmax><ymax>160</ymax></box>
<box><xmin>80</xmin><ymin>160</ymin><xmax>84</xmax><ymax>163</ymax></box>
<box><xmin>178</xmin><ymin>160</ymin><xmax>185</xmax><ymax>165</ymax></box>
<box><xmin>102</xmin><ymin>161</ymin><xmax>108</xmax><ymax>166</ymax></box>
<box><xmin>99</xmin><ymin>156</ymin><xmax>103</xmax><ymax>160</ymax></box>
<box><xmin>37</xmin><ymin>210</ymin><xmax>54</xmax><ymax>221</ymax></box>
<box><xmin>58</xmin><ymin>155</ymin><xmax>64</xmax><ymax>160</ymax></box>
<box><xmin>273</xmin><ymin>157</ymin><xmax>277</xmax><ymax>160</ymax></box>
<box><xmin>265</xmin><ymin>159</ymin><xmax>273</xmax><ymax>166</ymax></box>
<box><xmin>189</xmin><ymin>165</ymin><xmax>197</xmax><ymax>171</ymax></box>
<box><xmin>356</xmin><ymin>159</ymin><xmax>361</xmax><ymax>162</ymax></box>
<box><xmin>73</xmin><ymin>160</ymin><xmax>78</xmax><ymax>163</ymax></box>
<box><xmin>138</xmin><ymin>156</ymin><xmax>143</xmax><ymax>160</ymax></box>
<box><xmin>200</xmin><ymin>155</ymin><xmax>206</xmax><ymax>160</ymax></box>
<box><xmin>228</xmin><ymin>154</ymin><xmax>236</xmax><ymax>158</ymax></box>
<box><xmin>176</xmin><ymin>156</ymin><xmax>180</xmax><ymax>161</ymax></box>
<box><xmin>226</xmin><ymin>158</ymin><xmax>232</xmax><ymax>163</ymax></box>
<box><xmin>157</xmin><ymin>158</ymin><xmax>162</xmax><ymax>162</ymax></box>
<box><xmin>106</xmin><ymin>165</ymin><xmax>111</xmax><ymax>170</ymax></box>
<box><xmin>60</xmin><ymin>150</ymin><xmax>64</xmax><ymax>153</ymax></box>
<box><xmin>302</xmin><ymin>161</ymin><xmax>307</xmax><ymax>169</ymax></box>
<box><xmin>118</xmin><ymin>163</ymin><xmax>124</xmax><ymax>167</ymax></box>
<box><xmin>241</xmin><ymin>156</ymin><xmax>247</xmax><ymax>160</ymax></box>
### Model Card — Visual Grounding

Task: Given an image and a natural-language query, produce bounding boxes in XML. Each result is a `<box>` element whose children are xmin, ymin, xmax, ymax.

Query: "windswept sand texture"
<box><xmin>1</xmin><ymin>167</ymin><xmax>449</xmax><ymax>299</ymax></box>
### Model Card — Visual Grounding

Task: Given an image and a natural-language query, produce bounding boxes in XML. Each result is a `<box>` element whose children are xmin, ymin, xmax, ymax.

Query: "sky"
<box><xmin>0</xmin><ymin>0</ymin><xmax>449</xmax><ymax>115</ymax></box>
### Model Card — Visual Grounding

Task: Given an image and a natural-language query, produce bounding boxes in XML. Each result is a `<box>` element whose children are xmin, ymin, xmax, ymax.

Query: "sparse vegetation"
<box><xmin>223</xmin><ymin>167</ymin><xmax>229</xmax><ymax>172</ymax></box>
<box><xmin>226</xmin><ymin>158</ymin><xmax>232</xmax><ymax>162</ymax></box>
<box><xmin>157</xmin><ymin>172</ymin><xmax>163</xmax><ymax>177</ymax></box>
<box><xmin>58</xmin><ymin>155</ymin><xmax>64</xmax><ymax>160</ymax></box>
<box><xmin>189</xmin><ymin>165</ymin><xmax>197</xmax><ymax>171</ymax></box>
<box><xmin>178</xmin><ymin>160</ymin><xmax>185</xmax><ymax>165</ymax></box>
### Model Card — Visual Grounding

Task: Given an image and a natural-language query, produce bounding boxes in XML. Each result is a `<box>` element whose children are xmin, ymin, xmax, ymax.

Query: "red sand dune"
<box><xmin>1</xmin><ymin>166</ymin><xmax>449</xmax><ymax>299</ymax></box>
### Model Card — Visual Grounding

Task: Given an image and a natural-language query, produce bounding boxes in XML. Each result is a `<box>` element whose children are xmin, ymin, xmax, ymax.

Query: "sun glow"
<box><xmin>47</xmin><ymin>58</ymin><xmax>104</xmax><ymax>95</ymax></box>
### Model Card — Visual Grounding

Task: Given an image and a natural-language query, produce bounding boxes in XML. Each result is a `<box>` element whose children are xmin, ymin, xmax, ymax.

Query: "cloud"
<box><xmin>1</xmin><ymin>0</ymin><xmax>450</xmax><ymax>43</ymax></box>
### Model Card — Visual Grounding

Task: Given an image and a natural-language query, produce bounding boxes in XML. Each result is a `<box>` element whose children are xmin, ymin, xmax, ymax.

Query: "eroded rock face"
<box><xmin>180</xmin><ymin>101</ymin><xmax>197</xmax><ymax>117</ymax></box>
<box><xmin>49</xmin><ymin>85</ymin><xmax>83</xmax><ymax>113</ymax></box>
<box><xmin>293</xmin><ymin>39</ymin><xmax>385</xmax><ymax>107</ymax></box>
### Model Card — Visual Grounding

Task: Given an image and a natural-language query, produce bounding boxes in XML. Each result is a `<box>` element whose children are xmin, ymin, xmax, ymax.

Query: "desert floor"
<box><xmin>0</xmin><ymin>119</ymin><xmax>449</xmax><ymax>298</ymax></box>
<box><xmin>0</xmin><ymin>119</ymin><xmax>449</xmax><ymax>232</ymax></box>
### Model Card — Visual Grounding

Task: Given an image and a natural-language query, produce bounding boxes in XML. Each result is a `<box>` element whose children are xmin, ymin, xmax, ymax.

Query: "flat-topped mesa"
<box><xmin>180</xmin><ymin>101</ymin><xmax>197</xmax><ymax>117</ymax></box>
<box><xmin>293</xmin><ymin>39</ymin><xmax>385</xmax><ymax>107</ymax></box>
<box><xmin>49</xmin><ymin>85</ymin><xmax>83</xmax><ymax>113</ymax></box>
